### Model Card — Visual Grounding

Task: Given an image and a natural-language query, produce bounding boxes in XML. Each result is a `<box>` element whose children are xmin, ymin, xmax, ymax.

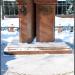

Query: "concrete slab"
<box><xmin>4</xmin><ymin>42</ymin><xmax>72</xmax><ymax>54</ymax></box>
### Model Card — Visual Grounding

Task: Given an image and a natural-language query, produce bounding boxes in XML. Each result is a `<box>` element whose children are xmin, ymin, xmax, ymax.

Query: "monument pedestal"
<box><xmin>4</xmin><ymin>42</ymin><xmax>72</xmax><ymax>55</ymax></box>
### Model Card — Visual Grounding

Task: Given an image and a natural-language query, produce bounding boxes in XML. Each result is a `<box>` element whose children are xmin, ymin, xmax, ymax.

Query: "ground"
<box><xmin>1</xmin><ymin>17</ymin><xmax>74</xmax><ymax>75</ymax></box>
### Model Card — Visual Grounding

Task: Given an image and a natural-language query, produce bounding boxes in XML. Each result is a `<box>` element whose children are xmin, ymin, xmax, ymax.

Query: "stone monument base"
<box><xmin>4</xmin><ymin>42</ymin><xmax>72</xmax><ymax>55</ymax></box>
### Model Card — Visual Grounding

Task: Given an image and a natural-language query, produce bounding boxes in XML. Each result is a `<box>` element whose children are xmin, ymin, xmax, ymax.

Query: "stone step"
<box><xmin>4</xmin><ymin>42</ymin><xmax>72</xmax><ymax>55</ymax></box>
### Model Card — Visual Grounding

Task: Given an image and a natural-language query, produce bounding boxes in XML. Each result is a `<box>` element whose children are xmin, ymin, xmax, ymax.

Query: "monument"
<box><xmin>4</xmin><ymin>0</ymin><xmax>72</xmax><ymax>54</ymax></box>
<box><xmin>17</xmin><ymin>0</ymin><xmax>57</xmax><ymax>43</ymax></box>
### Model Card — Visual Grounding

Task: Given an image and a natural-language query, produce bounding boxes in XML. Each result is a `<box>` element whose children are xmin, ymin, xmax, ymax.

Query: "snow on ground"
<box><xmin>1</xmin><ymin>18</ymin><xmax>19</xmax><ymax>27</ymax></box>
<box><xmin>55</xmin><ymin>16</ymin><xmax>74</xmax><ymax>26</ymax></box>
<box><xmin>1</xmin><ymin>31</ymin><xmax>74</xmax><ymax>75</ymax></box>
<box><xmin>1</xmin><ymin>30</ymin><xmax>74</xmax><ymax>49</ymax></box>
<box><xmin>1</xmin><ymin>16</ymin><xmax>74</xmax><ymax>27</ymax></box>
<box><xmin>3</xmin><ymin>54</ymin><xmax>74</xmax><ymax>75</ymax></box>
<box><xmin>1</xmin><ymin>31</ymin><xmax>19</xmax><ymax>43</ymax></box>
<box><xmin>1</xmin><ymin>16</ymin><xmax>74</xmax><ymax>46</ymax></box>
<box><xmin>55</xmin><ymin>31</ymin><xmax>74</xmax><ymax>44</ymax></box>
<box><xmin>1</xmin><ymin>17</ymin><xmax>74</xmax><ymax>75</ymax></box>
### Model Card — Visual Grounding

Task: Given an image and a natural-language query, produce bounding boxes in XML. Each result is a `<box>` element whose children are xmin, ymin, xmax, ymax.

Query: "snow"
<box><xmin>1</xmin><ymin>16</ymin><xmax>74</xmax><ymax>45</ymax></box>
<box><xmin>1</xmin><ymin>16</ymin><xmax>74</xmax><ymax>27</ymax></box>
<box><xmin>1</xmin><ymin>31</ymin><xmax>74</xmax><ymax>75</ymax></box>
<box><xmin>1</xmin><ymin>31</ymin><xmax>19</xmax><ymax>43</ymax></box>
<box><xmin>1</xmin><ymin>17</ymin><xmax>74</xmax><ymax>75</ymax></box>
<box><xmin>55</xmin><ymin>31</ymin><xmax>74</xmax><ymax>43</ymax></box>
<box><xmin>1</xmin><ymin>30</ymin><xmax>74</xmax><ymax>52</ymax></box>
<box><xmin>3</xmin><ymin>54</ymin><xmax>74</xmax><ymax>75</ymax></box>
<box><xmin>1</xmin><ymin>18</ymin><xmax>19</xmax><ymax>27</ymax></box>
<box><xmin>55</xmin><ymin>17</ymin><xmax>74</xmax><ymax>26</ymax></box>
